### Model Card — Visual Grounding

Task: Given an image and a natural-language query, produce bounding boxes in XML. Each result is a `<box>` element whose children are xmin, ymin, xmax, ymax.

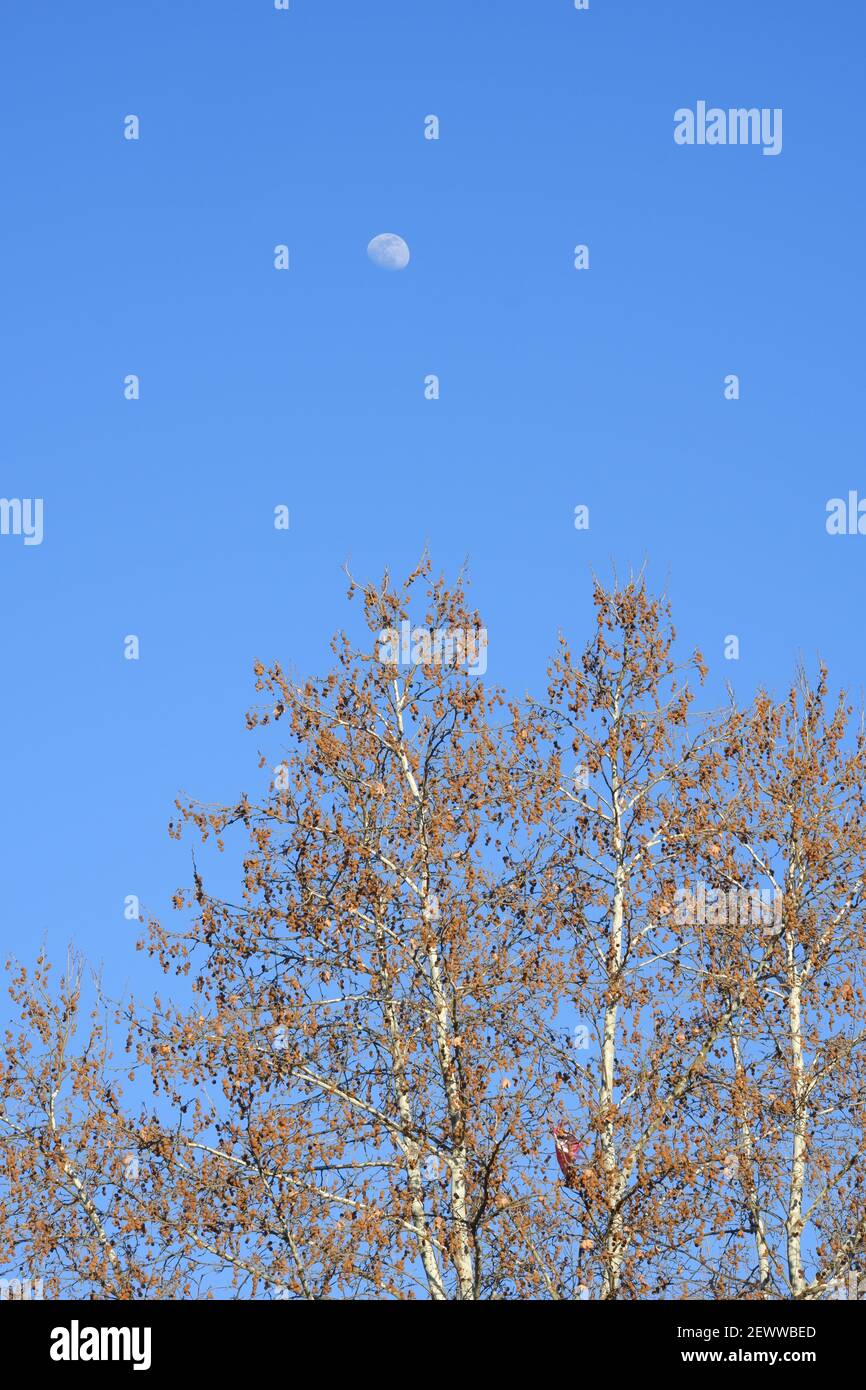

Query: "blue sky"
<box><xmin>1</xmin><ymin>0</ymin><xmax>864</xmax><ymax>986</ymax></box>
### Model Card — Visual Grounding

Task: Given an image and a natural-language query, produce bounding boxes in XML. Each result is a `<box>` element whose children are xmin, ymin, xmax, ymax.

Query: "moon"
<box><xmin>367</xmin><ymin>233</ymin><xmax>410</xmax><ymax>271</ymax></box>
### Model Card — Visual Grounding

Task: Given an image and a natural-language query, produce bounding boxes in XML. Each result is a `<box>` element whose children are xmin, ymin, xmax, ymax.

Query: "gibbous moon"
<box><xmin>367</xmin><ymin>233</ymin><xmax>410</xmax><ymax>271</ymax></box>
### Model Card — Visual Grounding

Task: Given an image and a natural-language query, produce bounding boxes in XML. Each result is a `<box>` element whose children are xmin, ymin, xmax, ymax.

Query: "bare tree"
<box><xmin>3</xmin><ymin>567</ymin><xmax>864</xmax><ymax>1302</ymax></box>
<box><xmin>128</xmin><ymin>558</ymin><xmax>568</xmax><ymax>1298</ymax></box>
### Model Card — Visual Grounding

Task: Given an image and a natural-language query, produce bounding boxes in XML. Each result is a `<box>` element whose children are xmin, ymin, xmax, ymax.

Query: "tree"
<box><xmin>691</xmin><ymin>667</ymin><xmax>866</xmax><ymax>1297</ymax></box>
<box><xmin>130</xmin><ymin>559</ymin><xmax>569</xmax><ymax>1298</ymax></box>
<box><xmin>522</xmin><ymin>575</ymin><xmax>752</xmax><ymax>1298</ymax></box>
<box><xmin>0</xmin><ymin>950</ymin><xmax>185</xmax><ymax>1299</ymax></box>
<box><xmin>3</xmin><ymin>562</ymin><xmax>865</xmax><ymax>1302</ymax></box>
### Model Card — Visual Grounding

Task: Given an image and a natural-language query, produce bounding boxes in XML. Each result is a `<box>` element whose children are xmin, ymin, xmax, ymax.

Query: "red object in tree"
<box><xmin>553</xmin><ymin>1124</ymin><xmax>583</xmax><ymax>1188</ymax></box>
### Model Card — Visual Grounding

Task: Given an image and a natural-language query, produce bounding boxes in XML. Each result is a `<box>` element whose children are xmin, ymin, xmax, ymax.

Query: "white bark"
<box><xmin>600</xmin><ymin>729</ymin><xmax>626</xmax><ymax>1299</ymax></box>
